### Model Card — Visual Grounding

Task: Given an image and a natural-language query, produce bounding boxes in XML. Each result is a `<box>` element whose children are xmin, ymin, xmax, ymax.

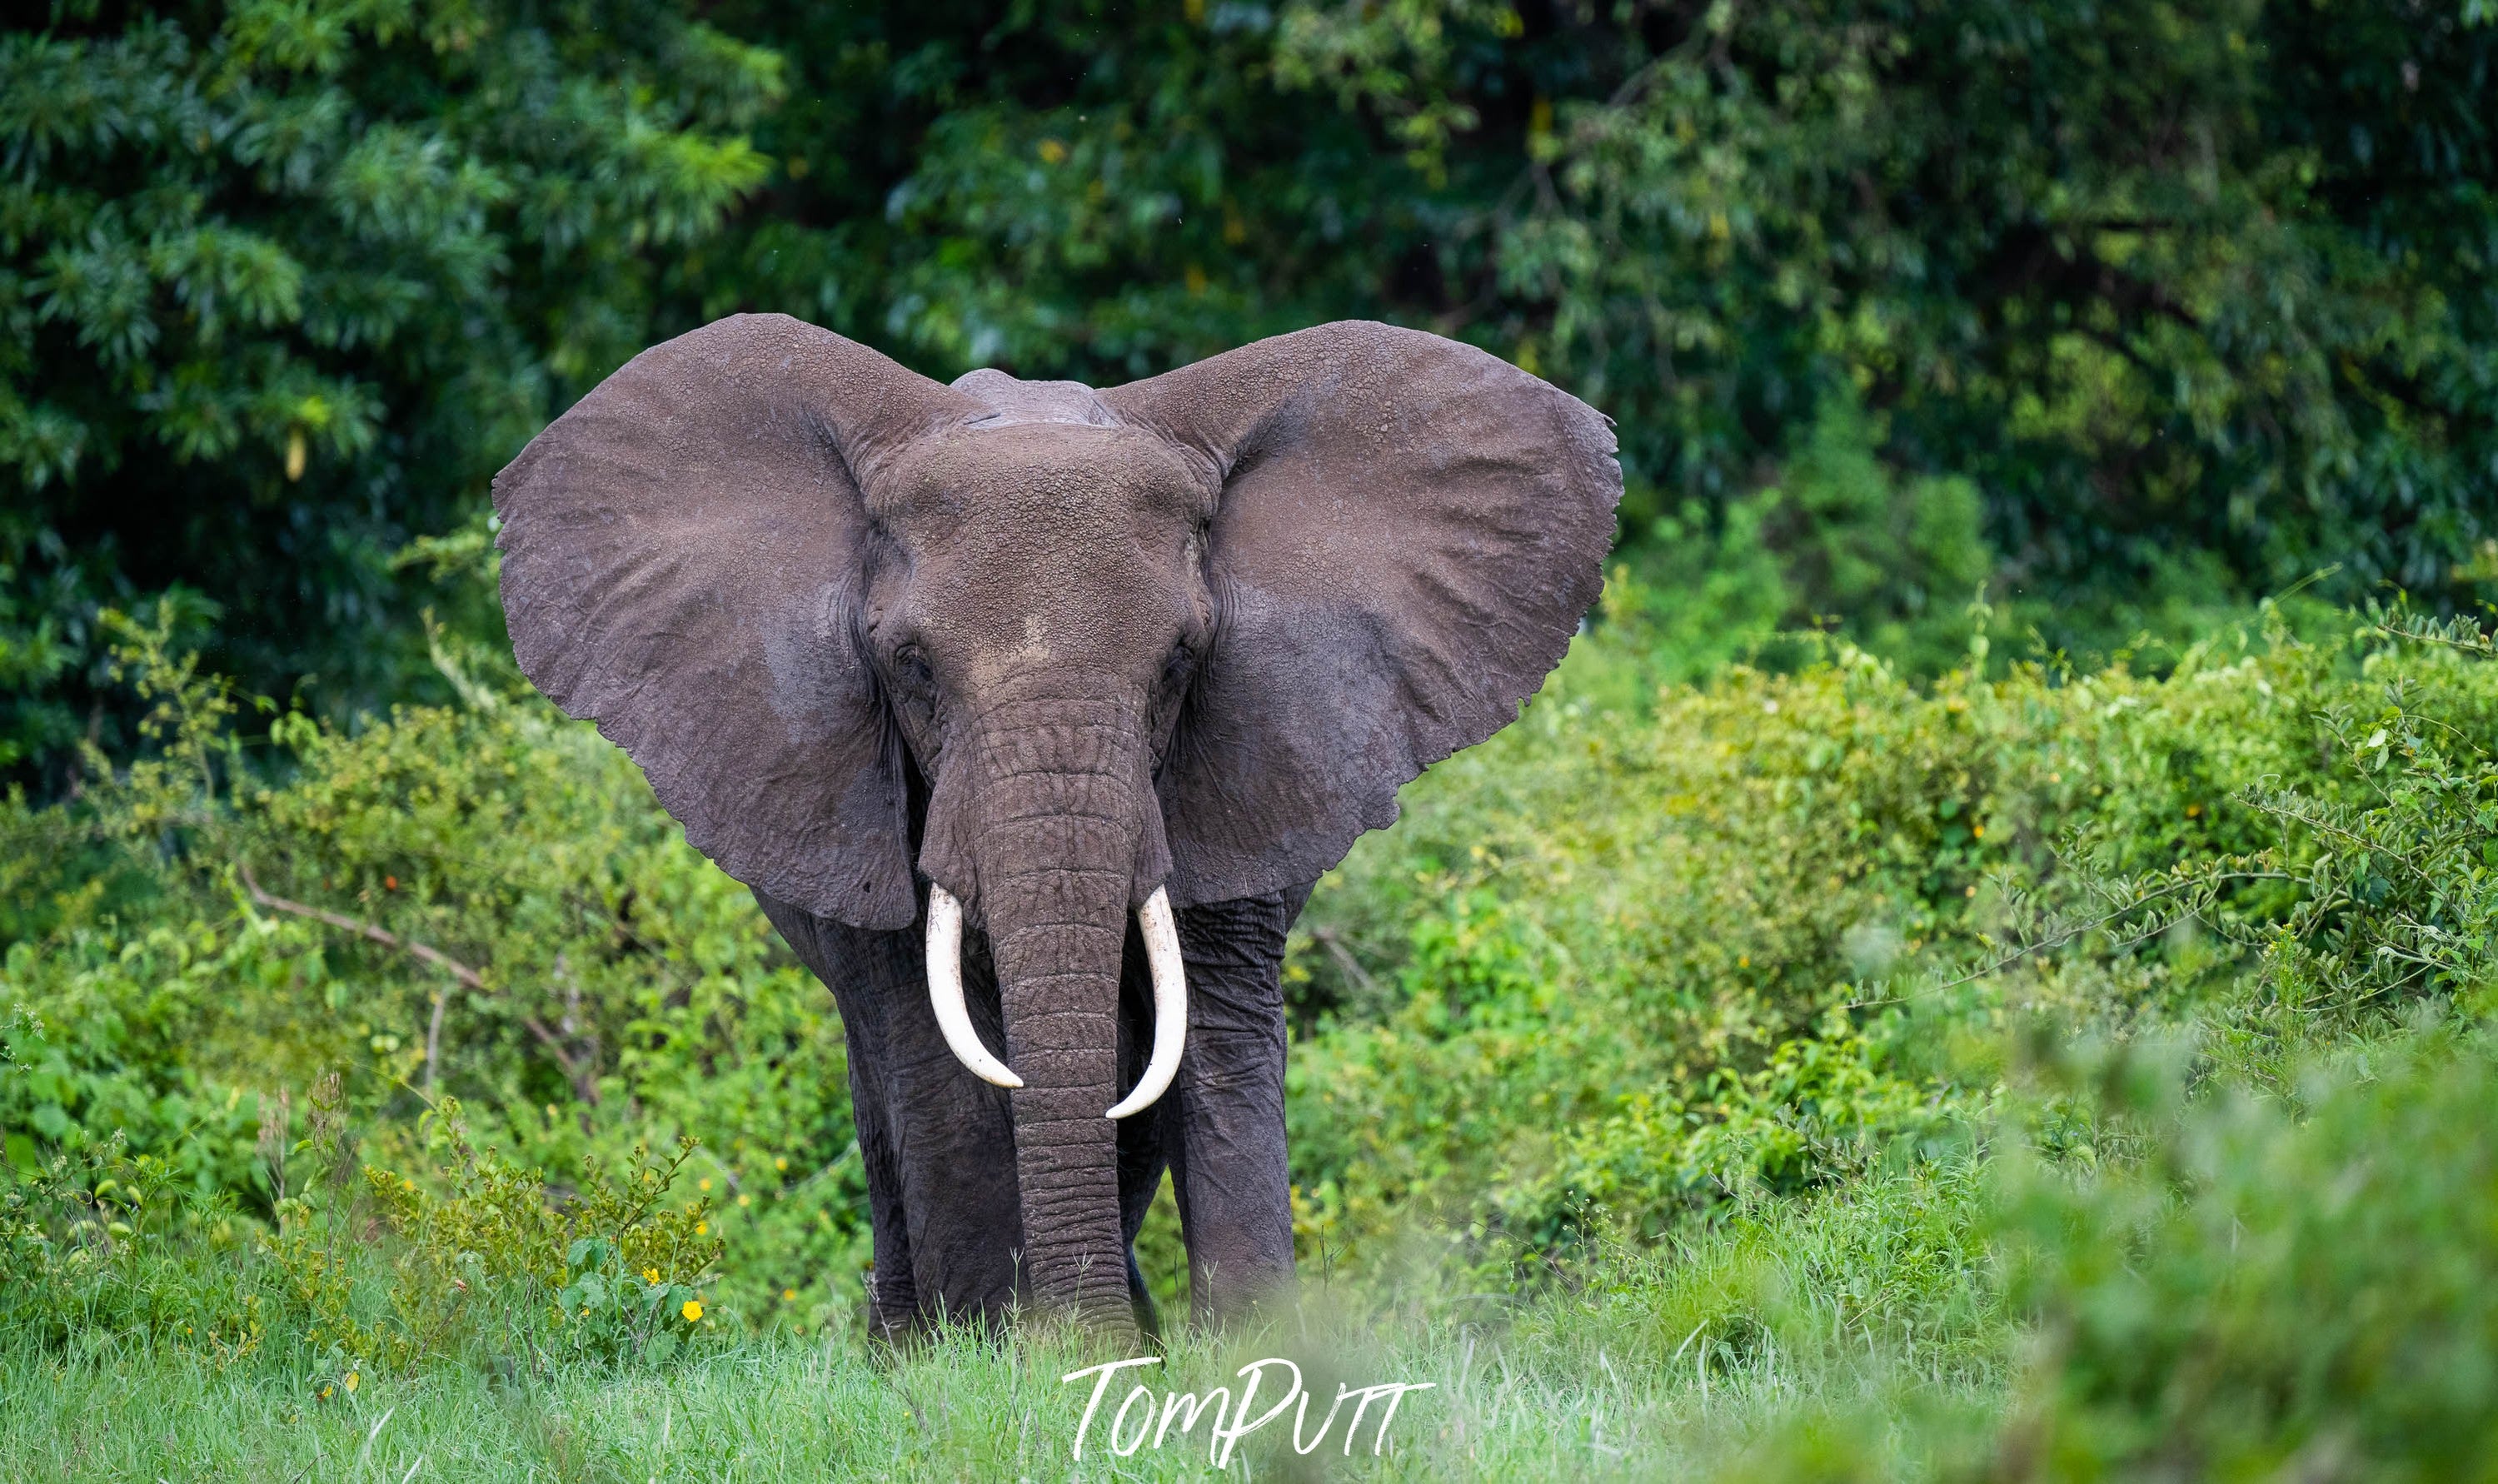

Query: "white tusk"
<box><xmin>926</xmin><ymin>884</ymin><xmax>1022</xmax><ymax>1089</ymax></box>
<box><xmin>1107</xmin><ymin>887</ymin><xmax>1187</xmax><ymax>1119</ymax></box>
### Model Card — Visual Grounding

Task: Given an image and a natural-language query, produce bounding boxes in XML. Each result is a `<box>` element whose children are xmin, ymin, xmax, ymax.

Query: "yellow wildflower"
<box><xmin>345</xmin><ymin>1372</ymin><xmax>358</xmax><ymax>1393</ymax></box>
<box><xmin>681</xmin><ymin>1298</ymin><xmax>704</xmax><ymax>1322</ymax></box>
<box><xmin>782</xmin><ymin>1288</ymin><xmax>797</xmax><ymax>1302</ymax></box>
<box><xmin>643</xmin><ymin>1267</ymin><xmax>660</xmax><ymax>1283</ymax></box>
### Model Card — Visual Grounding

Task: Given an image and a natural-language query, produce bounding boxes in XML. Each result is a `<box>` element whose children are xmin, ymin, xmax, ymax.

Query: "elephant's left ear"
<box><xmin>1101</xmin><ymin>321</ymin><xmax>1622</xmax><ymax>907</ymax></box>
<box><xmin>493</xmin><ymin>315</ymin><xmax>978</xmax><ymax>931</ymax></box>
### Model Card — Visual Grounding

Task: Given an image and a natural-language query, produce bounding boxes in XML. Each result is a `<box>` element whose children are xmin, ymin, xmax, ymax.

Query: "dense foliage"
<box><xmin>7</xmin><ymin>590</ymin><xmax>2493</xmax><ymax>1296</ymax></box>
<box><xmin>8</xmin><ymin>0</ymin><xmax>2495</xmax><ymax>783</ymax></box>
<box><xmin>1290</xmin><ymin>596</ymin><xmax>2498</xmax><ymax>1266</ymax></box>
<box><xmin>1</xmin><ymin>602</ymin><xmax>866</xmax><ymax>1331</ymax></box>
<box><xmin>1</xmin><ymin>0</ymin><xmax>779</xmax><ymax>782</ymax></box>
<box><xmin>2</xmin><ymin>603</ymin><xmax>2495</xmax><ymax>1477</ymax></box>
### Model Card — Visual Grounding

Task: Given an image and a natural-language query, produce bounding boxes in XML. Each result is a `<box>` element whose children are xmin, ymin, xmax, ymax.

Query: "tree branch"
<box><xmin>1847</xmin><ymin>869</ymin><xmax>2293</xmax><ymax>1008</ymax></box>
<box><xmin>237</xmin><ymin>860</ymin><xmax>598</xmax><ymax>1104</ymax></box>
<box><xmin>1309</xmin><ymin>925</ymin><xmax>1379</xmax><ymax>999</ymax></box>
<box><xmin>238</xmin><ymin>860</ymin><xmax>482</xmax><ymax>989</ymax></box>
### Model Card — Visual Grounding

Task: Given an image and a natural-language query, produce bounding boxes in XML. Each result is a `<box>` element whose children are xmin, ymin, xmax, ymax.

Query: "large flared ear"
<box><xmin>492</xmin><ymin>314</ymin><xmax>977</xmax><ymax>930</ymax></box>
<box><xmin>1102</xmin><ymin>321</ymin><xmax>1622</xmax><ymax>906</ymax></box>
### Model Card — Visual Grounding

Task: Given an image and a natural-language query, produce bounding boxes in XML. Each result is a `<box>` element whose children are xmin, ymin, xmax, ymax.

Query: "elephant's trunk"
<box><xmin>925</xmin><ymin>688</ymin><xmax>1165</xmax><ymax>1326</ymax></box>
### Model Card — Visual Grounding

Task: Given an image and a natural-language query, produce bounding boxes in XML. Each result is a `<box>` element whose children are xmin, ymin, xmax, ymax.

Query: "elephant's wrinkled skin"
<box><xmin>491</xmin><ymin>314</ymin><xmax>1619</xmax><ymax>1336</ymax></box>
<box><xmin>759</xmin><ymin>883</ymin><xmax>1309</xmax><ymax>1336</ymax></box>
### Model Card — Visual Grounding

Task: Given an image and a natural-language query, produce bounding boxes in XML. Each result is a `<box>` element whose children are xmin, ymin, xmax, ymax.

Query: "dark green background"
<box><xmin>7</xmin><ymin>0</ymin><xmax>2493</xmax><ymax>784</ymax></box>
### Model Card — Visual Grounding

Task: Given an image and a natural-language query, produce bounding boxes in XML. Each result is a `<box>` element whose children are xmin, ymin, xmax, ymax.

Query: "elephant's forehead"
<box><xmin>948</xmin><ymin>368</ymin><xmax>1117</xmax><ymax>428</ymax></box>
<box><xmin>876</xmin><ymin>422</ymin><xmax>1210</xmax><ymax>535</ymax></box>
<box><xmin>869</xmin><ymin>424</ymin><xmax>1207</xmax><ymax>669</ymax></box>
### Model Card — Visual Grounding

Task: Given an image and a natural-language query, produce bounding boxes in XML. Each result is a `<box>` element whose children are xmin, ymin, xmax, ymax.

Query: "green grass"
<box><xmin>20</xmin><ymin>1008</ymin><xmax>2498</xmax><ymax>1481</ymax></box>
<box><xmin>0</xmin><ymin>1161</ymin><xmax>2006</xmax><ymax>1481</ymax></box>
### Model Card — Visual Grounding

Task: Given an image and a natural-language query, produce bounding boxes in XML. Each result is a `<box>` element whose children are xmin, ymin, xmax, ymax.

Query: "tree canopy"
<box><xmin>6</xmin><ymin>0</ymin><xmax>2493</xmax><ymax>783</ymax></box>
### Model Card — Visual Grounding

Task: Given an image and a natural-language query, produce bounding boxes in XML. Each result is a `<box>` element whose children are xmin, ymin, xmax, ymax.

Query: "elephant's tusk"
<box><xmin>1106</xmin><ymin>887</ymin><xmax>1187</xmax><ymax>1120</ymax></box>
<box><xmin>926</xmin><ymin>884</ymin><xmax>1023</xmax><ymax>1089</ymax></box>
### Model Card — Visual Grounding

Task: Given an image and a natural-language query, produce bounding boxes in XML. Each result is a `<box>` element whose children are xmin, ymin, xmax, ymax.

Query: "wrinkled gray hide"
<box><xmin>491</xmin><ymin>315</ymin><xmax>1620</xmax><ymax>1335</ymax></box>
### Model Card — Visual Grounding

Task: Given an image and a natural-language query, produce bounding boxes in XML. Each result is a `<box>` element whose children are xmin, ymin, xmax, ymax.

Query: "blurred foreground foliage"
<box><xmin>8</xmin><ymin>0</ymin><xmax>2496</xmax><ymax>783</ymax></box>
<box><xmin>1973</xmin><ymin>1020</ymin><xmax>2498</xmax><ymax>1477</ymax></box>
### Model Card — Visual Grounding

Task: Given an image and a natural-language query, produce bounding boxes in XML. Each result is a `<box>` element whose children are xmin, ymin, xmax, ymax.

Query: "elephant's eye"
<box><xmin>892</xmin><ymin>645</ymin><xmax>935</xmax><ymax>692</ymax></box>
<box><xmin>1161</xmin><ymin>640</ymin><xmax>1199</xmax><ymax>690</ymax></box>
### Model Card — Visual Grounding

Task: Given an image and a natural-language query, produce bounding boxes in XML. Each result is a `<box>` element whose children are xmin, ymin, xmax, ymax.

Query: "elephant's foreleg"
<box><xmin>755</xmin><ymin>895</ymin><xmax>922</xmax><ymax>1337</ymax></box>
<box><xmin>877</xmin><ymin>917</ymin><xmax>1027</xmax><ymax>1325</ymax></box>
<box><xmin>1161</xmin><ymin>886</ymin><xmax>1310</xmax><ymax>1323</ymax></box>
<box><xmin>826</xmin><ymin>930</ymin><xmax>925</xmax><ymax>1338</ymax></box>
<box><xmin>758</xmin><ymin>891</ymin><xmax>1024</xmax><ymax>1333</ymax></box>
<box><xmin>1115</xmin><ymin>925</ymin><xmax>1174</xmax><ymax>1337</ymax></box>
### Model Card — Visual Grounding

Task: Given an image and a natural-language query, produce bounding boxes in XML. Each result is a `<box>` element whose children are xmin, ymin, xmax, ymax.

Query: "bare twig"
<box><xmin>424</xmin><ymin>993</ymin><xmax>447</xmax><ymax>1093</ymax></box>
<box><xmin>239</xmin><ymin>860</ymin><xmax>483</xmax><ymax>989</ymax></box>
<box><xmin>1847</xmin><ymin>869</ymin><xmax>2293</xmax><ymax>1008</ymax></box>
<box><xmin>237</xmin><ymin>860</ymin><xmax>598</xmax><ymax>1104</ymax></box>
<box><xmin>555</xmin><ymin>953</ymin><xmax>601</xmax><ymax>1104</ymax></box>
<box><xmin>1309</xmin><ymin>925</ymin><xmax>1379</xmax><ymax>998</ymax></box>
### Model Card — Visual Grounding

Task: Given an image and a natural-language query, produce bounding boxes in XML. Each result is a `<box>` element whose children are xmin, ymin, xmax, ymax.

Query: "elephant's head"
<box><xmin>492</xmin><ymin>315</ymin><xmax>1618</xmax><ymax>1323</ymax></box>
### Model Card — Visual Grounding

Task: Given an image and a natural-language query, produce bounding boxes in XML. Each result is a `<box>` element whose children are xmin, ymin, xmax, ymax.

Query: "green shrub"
<box><xmin>0</xmin><ymin>1118</ymin><xmax>268</xmax><ymax>1358</ymax></box>
<box><xmin>2</xmin><ymin>605</ymin><xmax>865</xmax><ymax>1327</ymax></box>
<box><xmin>1285</xmin><ymin>605</ymin><xmax>2498</xmax><ymax>1270</ymax></box>
<box><xmin>265</xmin><ymin>1085</ymin><xmax>725</xmax><ymax>1377</ymax></box>
<box><xmin>8</xmin><ymin>594</ymin><xmax>2496</xmax><ymax>1357</ymax></box>
<box><xmin>1608</xmin><ymin>391</ymin><xmax>1997</xmax><ymax>685</ymax></box>
<box><xmin>1946</xmin><ymin>1017</ymin><xmax>2498</xmax><ymax>1480</ymax></box>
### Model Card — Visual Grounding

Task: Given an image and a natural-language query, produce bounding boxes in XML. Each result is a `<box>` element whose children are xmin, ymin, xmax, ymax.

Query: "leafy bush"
<box><xmin>0</xmin><ymin>593</ymin><xmax>2495</xmax><ymax>1484</ymax></box>
<box><xmin>1608</xmin><ymin>393</ymin><xmax>1996</xmax><ymax>684</ymax></box>
<box><xmin>1971</xmin><ymin>1019</ymin><xmax>2498</xmax><ymax>1479</ymax></box>
<box><xmin>0</xmin><ymin>1119</ymin><xmax>267</xmax><ymax>1357</ymax></box>
<box><xmin>1284</xmin><ymin>605</ymin><xmax>2498</xmax><ymax>1271</ymax></box>
<box><xmin>7</xmin><ymin>594</ymin><xmax>2496</xmax><ymax>1373</ymax></box>
<box><xmin>267</xmin><ymin>1086</ymin><xmax>725</xmax><ymax>1376</ymax></box>
<box><xmin>2</xmin><ymin>605</ymin><xmax>865</xmax><ymax>1327</ymax></box>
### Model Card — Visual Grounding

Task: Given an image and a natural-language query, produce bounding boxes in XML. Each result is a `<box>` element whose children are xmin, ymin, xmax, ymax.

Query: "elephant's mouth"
<box><xmin>924</xmin><ymin>881</ymin><xmax>1189</xmax><ymax>1119</ymax></box>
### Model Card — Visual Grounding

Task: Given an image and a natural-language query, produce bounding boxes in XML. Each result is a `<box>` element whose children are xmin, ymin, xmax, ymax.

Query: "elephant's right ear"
<box><xmin>492</xmin><ymin>314</ymin><xmax>976</xmax><ymax>930</ymax></box>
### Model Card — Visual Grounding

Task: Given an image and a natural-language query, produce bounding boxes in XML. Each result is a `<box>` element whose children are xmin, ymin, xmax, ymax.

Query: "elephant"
<box><xmin>490</xmin><ymin>313</ymin><xmax>1620</xmax><ymax>1337</ymax></box>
